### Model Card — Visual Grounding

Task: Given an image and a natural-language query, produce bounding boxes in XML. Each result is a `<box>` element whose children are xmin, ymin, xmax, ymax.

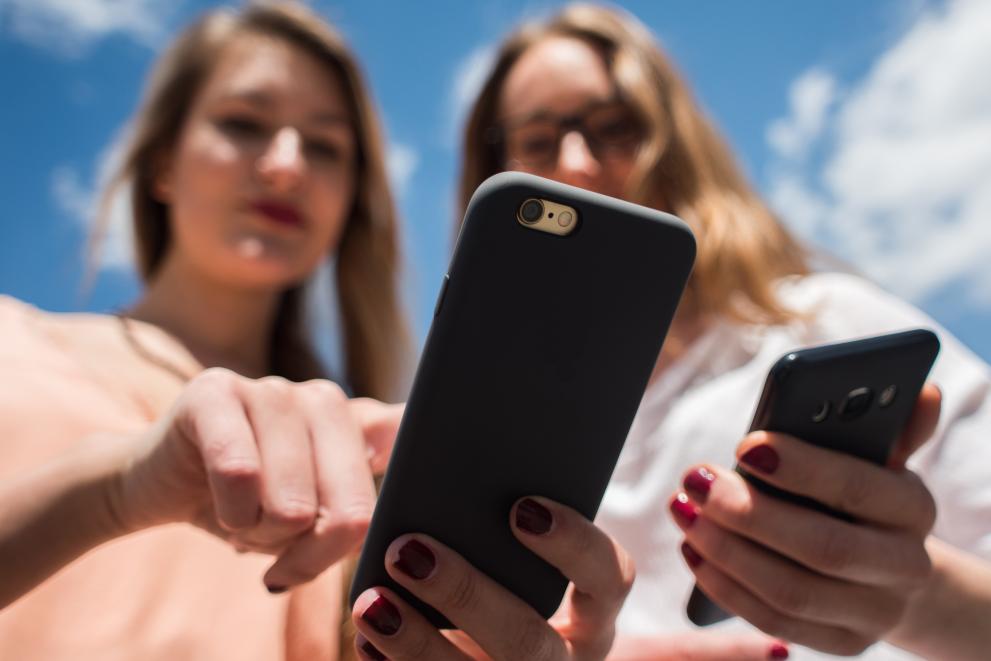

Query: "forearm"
<box><xmin>0</xmin><ymin>436</ymin><xmax>137</xmax><ymax>609</ymax></box>
<box><xmin>886</xmin><ymin>536</ymin><xmax>991</xmax><ymax>661</ymax></box>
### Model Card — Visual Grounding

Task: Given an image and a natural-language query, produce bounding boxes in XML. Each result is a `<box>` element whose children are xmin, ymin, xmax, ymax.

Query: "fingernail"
<box><xmin>680</xmin><ymin>542</ymin><xmax>703</xmax><ymax>568</ymax></box>
<box><xmin>393</xmin><ymin>538</ymin><xmax>436</xmax><ymax>580</ymax></box>
<box><xmin>516</xmin><ymin>498</ymin><xmax>553</xmax><ymax>535</ymax></box>
<box><xmin>360</xmin><ymin>593</ymin><xmax>401</xmax><ymax>636</ymax></box>
<box><xmin>739</xmin><ymin>445</ymin><xmax>780</xmax><ymax>474</ymax></box>
<box><xmin>769</xmin><ymin>642</ymin><xmax>790</xmax><ymax>659</ymax></box>
<box><xmin>266</xmin><ymin>584</ymin><xmax>287</xmax><ymax>594</ymax></box>
<box><xmin>683</xmin><ymin>466</ymin><xmax>715</xmax><ymax>502</ymax></box>
<box><xmin>356</xmin><ymin>633</ymin><xmax>387</xmax><ymax>661</ymax></box>
<box><xmin>669</xmin><ymin>493</ymin><xmax>698</xmax><ymax>527</ymax></box>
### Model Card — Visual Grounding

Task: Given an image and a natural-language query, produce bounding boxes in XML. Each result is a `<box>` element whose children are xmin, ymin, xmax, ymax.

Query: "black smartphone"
<box><xmin>686</xmin><ymin>328</ymin><xmax>941</xmax><ymax>626</ymax></box>
<box><xmin>349</xmin><ymin>172</ymin><xmax>697</xmax><ymax>628</ymax></box>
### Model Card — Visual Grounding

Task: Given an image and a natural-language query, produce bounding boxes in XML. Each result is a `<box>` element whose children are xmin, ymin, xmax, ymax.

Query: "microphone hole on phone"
<box><xmin>812</xmin><ymin>400</ymin><xmax>830</xmax><ymax>423</ymax></box>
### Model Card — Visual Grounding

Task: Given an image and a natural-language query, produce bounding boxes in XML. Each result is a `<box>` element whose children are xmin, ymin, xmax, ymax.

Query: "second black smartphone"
<box><xmin>686</xmin><ymin>328</ymin><xmax>941</xmax><ymax>626</ymax></box>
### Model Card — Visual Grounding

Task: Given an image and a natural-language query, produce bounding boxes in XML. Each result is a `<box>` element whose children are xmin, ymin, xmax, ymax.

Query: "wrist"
<box><xmin>0</xmin><ymin>433</ymin><xmax>147</xmax><ymax>608</ymax></box>
<box><xmin>885</xmin><ymin>537</ymin><xmax>991</xmax><ymax>661</ymax></box>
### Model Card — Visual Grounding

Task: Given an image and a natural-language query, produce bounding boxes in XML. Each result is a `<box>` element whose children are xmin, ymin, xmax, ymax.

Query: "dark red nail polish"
<box><xmin>393</xmin><ymin>539</ymin><xmax>436</xmax><ymax>580</ymax></box>
<box><xmin>361</xmin><ymin>594</ymin><xmax>401</xmax><ymax>636</ymax></box>
<box><xmin>669</xmin><ymin>493</ymin><xmax>698</xmax><ymax>527</ymax></box>
<box><xmin>516</xmin><ymin>498</ymin><xmax>553</xmax><ymax>534</ymax></box>
<box><xmin>683</xmin><ymin>467</ymin><xmax>715</xmax><ymax>502</ymax></box>
<box><xmin>356</xmin><ymin>633</ymin><xmax>387</xmax><ymax>661</ymax></box>
<box><xmin>680</xmin><ymin>542</ymin><xmax>703</xmax><ymax>568</ymax></box>
<box><xmin>769</xmin><ymin>642</ymin><xmax>790</xmax><ymax>659</ymax></box>
<box><xmin>739</xmin><ymin>445</ymin><xmax>780</xmax><ymax>474</ymax></box>
<box><xmin>266</xmin><ymin>584</ymin><xmax>287</xmax><ymax>594</ymax></box>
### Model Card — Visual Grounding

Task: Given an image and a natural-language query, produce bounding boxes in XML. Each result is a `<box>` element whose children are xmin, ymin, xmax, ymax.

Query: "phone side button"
<box><xmin>433</xmin><ymin>274</ymin><xmax>450</xmax><ymax>318</ymax></box>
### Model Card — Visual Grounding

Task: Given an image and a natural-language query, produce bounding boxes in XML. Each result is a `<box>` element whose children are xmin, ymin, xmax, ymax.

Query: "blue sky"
<box><xmin>2</xmin><ymin>0</ymin><xmax>989</xmax><ymax>365</ymax></box>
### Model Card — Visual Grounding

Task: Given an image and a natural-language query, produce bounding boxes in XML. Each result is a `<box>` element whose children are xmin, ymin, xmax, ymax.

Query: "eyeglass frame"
<box><xmin>485</xmin><ymin>95</ymin><xmax>646</xmax><ymax>169</ymax></box>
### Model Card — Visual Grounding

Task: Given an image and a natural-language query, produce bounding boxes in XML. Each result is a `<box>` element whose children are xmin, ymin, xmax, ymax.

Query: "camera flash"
<box><xmin>557</xmin><ymin>211</ymin><xmax>574</xmax><ymax>227</ymax></box>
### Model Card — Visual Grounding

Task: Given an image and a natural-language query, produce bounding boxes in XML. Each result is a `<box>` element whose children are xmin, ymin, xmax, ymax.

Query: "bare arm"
<box><xmin>0</xmin><ymin>370</ymin><xmax>402</xmax><ymax>610</ymax></box>
<box><xmin>0</xmin><ymin>435</ymin><xmax>135</xmax><ymax>609</ymax></box>
<box><xmin>885</xmin><ymin>537</ymin><xmax>991</xmax><ymax>661</ymax></box>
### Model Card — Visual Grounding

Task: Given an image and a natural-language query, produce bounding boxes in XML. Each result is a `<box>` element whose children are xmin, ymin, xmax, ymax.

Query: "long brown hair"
<box><xmin>460</xmin><ymin>3</ymin><xmax>810</xmax><ymax>325</ymax></box>
<box><xmin>93</xmin><ymin>1</ymin><xmax>409</xmax><ymax>399</ymax></box>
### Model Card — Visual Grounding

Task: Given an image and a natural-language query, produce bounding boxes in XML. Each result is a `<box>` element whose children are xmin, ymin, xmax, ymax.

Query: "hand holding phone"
<box><xmin>350</xmin><ymin>496</ymin><xmax>636</xmax><ymax>661</ymax></box>
<box><xmin>675</xmin><ymin>330</ymin><xmax>942</xmax><ymax>655</ymax></box>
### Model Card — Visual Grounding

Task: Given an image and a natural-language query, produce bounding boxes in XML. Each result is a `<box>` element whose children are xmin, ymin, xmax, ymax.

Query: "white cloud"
<box><xmin>52</xmin><ymin>127</ymin><xmax>135</xmax><ymax>271</ymax></box>
<box><xmin>766</xmin><ymin>69</ymin><xmax>836</xmax><ymax>160</ymax></box>
<box><xmin>1</xmin><ymin>0</ymin><xmax>167</xmax><ymax>55</ymax></box>
<box><xmin>766</xmin><ymin>0</ymin><xmax>991</xmax><ymax>309</ymax></box>
<box><xmin>447</xmin><ymin>43</ymin><xmax>497</xmax><ymax>146</ymax></box>
<box><xmin>386</xmin><ymin>142</ymin><xmax>419</xmax><ymax>199</ymax></box>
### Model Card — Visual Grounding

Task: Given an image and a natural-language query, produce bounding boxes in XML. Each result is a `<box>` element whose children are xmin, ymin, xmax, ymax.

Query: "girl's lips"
<box><xmin>250</xmin><ymin>200</ymin><xmax>305</xmax><ymax>228</ymax></box>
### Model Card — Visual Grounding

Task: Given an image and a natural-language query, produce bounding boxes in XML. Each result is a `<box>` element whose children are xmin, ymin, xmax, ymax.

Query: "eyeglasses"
<box><xmin>494</xmin><ymin>100</ymin><xmax>645</xmax><ymax>169</ymax></box>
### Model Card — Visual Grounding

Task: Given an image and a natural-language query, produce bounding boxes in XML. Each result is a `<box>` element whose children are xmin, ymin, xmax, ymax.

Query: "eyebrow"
<box><xmin>215</xmin><ymin>90</ymin><xmax>351</xmax><ymax>127</ymax></box>
<box><xmin>502</xmin><ymin>94</ymin><xmax>623</xmax><ymax>128</ymax></box>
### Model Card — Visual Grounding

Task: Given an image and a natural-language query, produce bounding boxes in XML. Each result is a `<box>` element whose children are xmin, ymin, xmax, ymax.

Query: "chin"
<box><xmin>211</xmin><ymin>251</ymin><xmax>320</xmax><ymax>291</ymax></box>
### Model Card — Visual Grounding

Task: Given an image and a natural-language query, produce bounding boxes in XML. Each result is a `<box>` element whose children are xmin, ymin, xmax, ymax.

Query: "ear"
<box><xmin>150</xmin><ymin>150</ymin><xmax>174</xmax><ymax>203</ymax></box>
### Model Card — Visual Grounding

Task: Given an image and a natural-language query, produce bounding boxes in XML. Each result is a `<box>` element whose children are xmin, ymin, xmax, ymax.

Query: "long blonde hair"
<box><xmin>460</xmin><ymin>3</ymin><xmax>810</xmax><ymax>325</ymax></box>
<box><xmin>94</xmin><ymin>1</ymin><xmax>409</xmax><ymax>399</ymax></box>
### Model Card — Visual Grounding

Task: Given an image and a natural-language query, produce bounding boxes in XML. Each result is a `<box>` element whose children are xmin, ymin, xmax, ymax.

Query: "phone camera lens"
<box><xmin>519</xmin><ymin>199</ymin><xmax>544</xmax><ymax>224</ymax></box>
<box><xmin>839</xmin><ymin>387</ymin><xmax>873</xmax><ymax>421</ymax></box>
<box><xmin>879</xmin><ymin>385</ymin><xmax>898</xmax><ymax>407</ymax></box>
<box><xmin>811</xmin><ymin>400</ymin><xmax>830</xmax><ymax>423</ymax></box>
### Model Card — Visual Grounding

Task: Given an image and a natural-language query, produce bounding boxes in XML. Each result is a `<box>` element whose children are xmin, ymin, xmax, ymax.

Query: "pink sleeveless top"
<box><xmin>0</xmin><ymin>297</ymin><xmax>343</xmax><ymax>660</ymax></box>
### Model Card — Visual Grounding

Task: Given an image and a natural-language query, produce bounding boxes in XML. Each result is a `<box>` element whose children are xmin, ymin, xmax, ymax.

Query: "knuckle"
<box><xmin>301</xmin><ymin>380</ymin><xmax>348</xmax><ymax>410</ymax></box>
<box><xmin>771</xmin><ymin>579</ymin><xmax>814</xmax><ymax>618</ymax></box>
<box><xmin>513</xmin><ymin>618</ymin><xmax>556</xmax><ymax>661</ymax></box>
<box><xmin>572</xmin><ymin>517</ymin><xmax>597</xmax><ymax>559</ymax></box>
<box><xmin>723</xmin><ymin>490</ymin><xmax>759</xmax><ymax>532</ymax></box>
<box><xmin>191</xmin><ymin>367</ymin><xmax>238</xmax><ymax>393</ymax></box>
<box><xmin>255</xmin><ymin>376</ymin><xmax>294</xmax><ymax>402</ymax></box>
<box><xmin>616</xmin><ymin>546</ymin><xmax>637</xmax><ymax>599</ymax></box>
<box><xmin>212</xmin><ymin>457</ymin><xmax>260</xmax><ymax>483</ymax></box>
<box><xmin>812</xmin><ymin>526</ymin><xmax>857</xmax><ymax>575</ymax></box>
<box><xmin>911</xmin><ymin>475</ymin><xmax>938</xmax><ymax>533</ymax></box>
<box><xmin>319</xmin><ymin>505</ymin><xmax>372</xmax><ymax>547</ymax></box>
<box><xmin>445</xmin><ymin>570</ymin><xmax>480</xmax><ymax>614</ymax></box>
<box><xmin>703</xmin><ymin>526</ymin><xmax>735</xmax><ymax>565</ymax></box>
<box><xmin>837</xmin><ymin>469</ymin><xmax>873</xmax><ymax>514</ymax></box>
<box><xmin>398</xmin><ymin>625</ymin><xmax>433</xmax><ymax>659</ymax></box>
<box><xmin>268</xmin><ymin>496</ymin><xmax>318</xmax><ymax>528</ymax></box>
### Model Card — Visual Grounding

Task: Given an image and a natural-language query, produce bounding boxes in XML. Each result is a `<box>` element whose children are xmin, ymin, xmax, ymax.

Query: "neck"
<box><xmin>128</xmin><ymin>252</ymin><xmax>283</xmax><ymax>378</ymax></box>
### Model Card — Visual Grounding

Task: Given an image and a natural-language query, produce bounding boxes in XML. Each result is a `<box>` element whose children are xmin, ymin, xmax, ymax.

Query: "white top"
<box><xmin>598</xmin><ymin>272</ymin><xmax>991</xmax><ymax>660</ymax></box>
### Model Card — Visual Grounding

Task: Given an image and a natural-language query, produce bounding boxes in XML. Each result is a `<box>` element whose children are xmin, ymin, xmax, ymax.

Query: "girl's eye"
<box><xmin>217</xmin><ymin>116</ymin><xmax>266</xmax><ymax>136</ymax></box>
<box><xmin>306</xmin><ymin>141</ymin><xmax>343</xmax><ymax>161</ymax></box>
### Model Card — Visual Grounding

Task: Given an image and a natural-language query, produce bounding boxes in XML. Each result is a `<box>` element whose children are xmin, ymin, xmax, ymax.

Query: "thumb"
<box><xmin>348</xmin><ymin>398</ymin><xmax>405</xmax><ymax>474</ymax></box>
<box><xmin>886</xmin><ymin>382</ymin><xmax>941</xmax><ymax>470</ymax></box>
<box><xmin>609</xmin><ymin>629</ymin><xmax>789</xmax><ymax>661</ymax></box>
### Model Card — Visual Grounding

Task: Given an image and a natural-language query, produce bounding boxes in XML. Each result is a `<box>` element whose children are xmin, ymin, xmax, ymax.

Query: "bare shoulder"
<box><xmin>0</xmin><ymin>295</ymin><xmax>125</xmax><ymax>363</ymax></box>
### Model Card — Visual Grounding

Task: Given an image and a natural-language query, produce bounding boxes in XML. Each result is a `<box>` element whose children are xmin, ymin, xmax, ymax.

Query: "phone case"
<box><xmin>349</xmin><ymin>172</ymin><xmax>697</xmax><ymax>628</ymax></box>
<box><xmin>687</xmin><ymin>328</ymin><xmax>940</xmax><ymax>626</ymax></box>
